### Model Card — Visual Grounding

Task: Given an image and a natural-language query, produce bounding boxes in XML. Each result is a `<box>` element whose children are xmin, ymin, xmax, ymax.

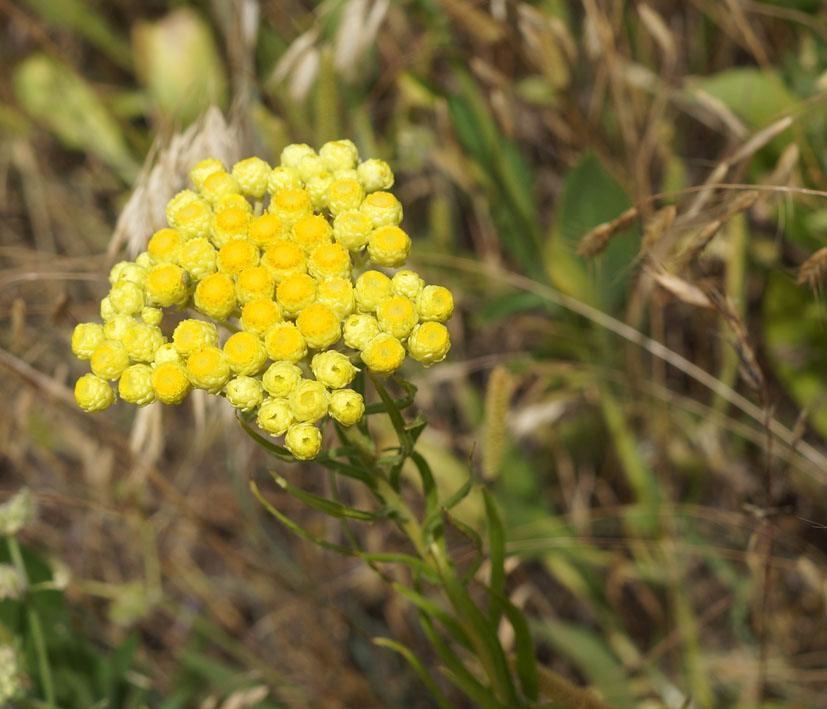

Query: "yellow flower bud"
<box><xmin>148</xmin><ymin>228</ymin><xmax>184</xmax><ymax>263</ymax></box>
<box><xmin>135</xmin><ymin>252</ymin><xmax>152</xmax><ymax>270</ymax></box>
<box><xmin>90</xmin><ymin>341</ymin><xmax>130</xmax><ymax>380</ymax></box>
<box><xmin>326</xmin><ymin>178</ymin><xmax>365</xmax><ymax>217</ymax></box>
<box><xmin>317</xmin><ymin>277</ymin><xmax>355</xmax><ymax>319</ymax></box>
<box><xmin>166</xmin><ymin>190</ymin><xmax>200</xmax><ymax>227</ymax></box>
<box><xmin>377</xmin><ymin>295</ymin><xmax>418</xmax><ymax>339</ymax></box>
<box><xmin>305</xmin><ymin>172</ymin><xmax>334</xmax><ymax>211</ymax></box>
<box><xmin>391</xmin><ymin>270</ymin><xmax>424</xmax><ymax>301</ymax></box>
<box><xmin>368</xmin><ymin>226</ymin><xmax>411</xmax><ymax>268</ymax></box>
<box><xmin>296</xmin><ymin>303</ymin><xmax>341</xmax><ymax>349</ymax></box>
<box><xmin>194</xmin><ymin>272</ymin><xmax>237</xmax><ymax>320</ymax></box>
<box><xmin>343</xmin><ymin>313</ymin><xmax>380</xmax><ymax>351</ymax></box>
<box><xmin>122</xmin><ymin>323</ymin><xmax>165</xmax><ymax>363</ymax></box>
<box><xmin>264</xmin><ymin>322</ymin><xmax>307</xmax><ymax>362</ymax></box>
<box><xmin>333</xmin><ymin>210</ymin><xmax>373</xmax><ymax>251</ymax></box>
<box><xmin>291</xmin><ymin>213</ymin><xmax>333</xmax><ymax>253</ymax></box>
<box><xmin>186</xmin><ymin>346</ymin><xmax>230</xmax><ymax>393</ymax></box>
<box><xmin>224</xmin><ymin>331</ymin><xmax>267</xmax><ymax>375</ymax></box>
<box><xmin>360</xmin><ymin>333</ymin><xmax>405</xmax><ymax>376</ymax></box>
<box><xmin>407</xmin><ymin>322</ymin><xmax>451</xmax><ymax>366</ymax></box>
<box><xmin>102</xmin><ymin>315</ymin><xmax>134</xmax><ymax>343</ymax></box>
<box><xmin>190</xmin><ymin>158</ymin><xmax>225</xmax><ymax>191</ymax></box>
<box><xmin>217</xmin><ymin>238</ymin><xmax>259</xmax><ymax>275</ymax></box>
<box><xmin>241</xmin><ymin>297</ymin><xmax>282</xmax><ymax>334</ymax></box>
<box><xmin>110</xmin><ymin>262</ymin><xmax>147</xmax><ymax>287</ymax></box>
<box><xmin>267</xmin><ymin>165</ymin><xmax>302</xmax><ymax>194</ymax></box>
<box><xmin>146</xmin><ymin>263</ymin><xmax>189</xmax><ymax>307</ymax></box>
<box><xmin>269</xmin><ymin>188</ymin><xmax>311</xmax><ymax>227</ymax></box>
<box><xmin>417</xmin><ymin>285</ymin><xmax>454</xmax><ymax>322</ymax></box>
<box><xmin>280</xmin><ymin>143</ymin><xmax>315</xmax><ymax>169</ymax></box>
<box><xmin>257</xmin><ymin>397</ymin><xmax>293</xmax><ymax>436</ymax></box>
<box><xmin>360</xmin><ymin>191</ymin><xmax>402</xmax><ymax>227</ymax></box>
<box><xmin>262</xmin><ymin>361</ymin><xmax>302</xmax><ymax>397</ymax></box>
<box><xmin>236</xmin><ymin>265</ymin><xmax>275</xmax><ymax>304</ymax></box>
<box><xmin>118</xmin><ymin>364</ymin><xmax>156</xmax><ymax>406</ymax></box>
<box><xmin>328</xmin><ymin>389</ymin><xmax>365</xmax><ymax>426</ymax></box>
<box><xmin>319</xmin><ymin>139</ymin><xmax>358</xmax><ymax>172</ymax></box>
<box><xmin>262</xmin><ymin>239</ymin><xmax>307</xmax><ymax>282</ymax></box>
<box><xmin>72</xmin><ymin>322</ymin><xmax>105</xmax><ymax>360</ymax></box>
<box><xmin>178</xmin><ymin>237</ymin><xmax>218</xmax><ymax>280</ymax></box>
<box><xmin>285</xmin><ymin>423</ymin><xmax>322</xmax><ymax>460</ymax></box>
<box><xmin>297</xmin><ymin>154</ymin><xmax>326</xmax><ymax>184</ymax></box>
<box><xmin>311</xmin><ymin>350</ymin><xmax>357</xmax><ymax>389</ymax></box>
<box><xmin>201</xmin><ymin>170</ymin><xmax>242</xmax><ymax>204</ymax></box>
<box><xmin>211</xmin><ymin>206</ymin><xmax>250</xmax><ymax>248</ymax></box>
<box><xmin>152</xmin><ymin>361</ymin><xmax>191</xmax><ymax>404</ymax></box>
<box><xmin>308</xmin><ymin>242</ymin><xmax>352</xmax><ymax>281</ymax></box>
<box><xmin>100</xmin><ymin>297</ymin><xmax>116</xmax><ymax>321</ymax></box>
<box><xmin>172</xmin><ymin>198</ymin><xmax>212</xmax><ymax>240</ymax></box>
<box><xmin>172</xmin><ymin>319</ymin><xmax>218</xmax><ymax>356</ymax></box>
<box><xmin>141</xmin><ymin>307</ymin><xmax>164</xmax><ymax>326</ymax></box>
<box><xmin>75</xmin><ymin>373</ymin><xmax>116</xmax><ymax>412</ymax></box>
<box><xmin>109</xmin><ymin>280</ymin><xmax>146</xmax><ymax>315</ymax></box>
<box><xmin>214</xmin><ymin>193</ymin><xmax>253</xmax><ymax>215</ymax></box>
<box><xmin>153</xmin><ymin>342</ymin><xmax>182</xmax><ymax>365</ymax></box>
<box><xmin>354</xmin><ymin>270</ymin><xmax>392</xmax><ymax>312</ymax></box>
<box><xmin>288</xmin><ymin>379</ymin><xmax>330</xmax><ymax>423</ymax></box>
<box><xmin>357</xmin><ymin>158</ymin><xmax>394</xmax><ymax>193</ymax></box>
<box><xmin>276</xmin><ymin>272</ymin><xmax>317</xmax><ymax>317</ymax></box>
<box><xmin>226</xmin><ymin>375</ymin><xmax>264</xmax><ymax>412</ymax></box>
<box><xmin>248</xmin><ymin>214</ymin><xmax>284</xmax><ymax>249</ymax></box>
<box><xmin>231</xmin><ymin>157</ymin><xmax>271</xmax><ymax>200</ymax></box>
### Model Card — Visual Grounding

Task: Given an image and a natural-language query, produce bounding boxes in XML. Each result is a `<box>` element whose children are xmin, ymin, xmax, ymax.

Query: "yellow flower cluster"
<box><xmin>71</xmin><ymin>141</ymin><xmax>454</xmax><ymax>460</ymax></box>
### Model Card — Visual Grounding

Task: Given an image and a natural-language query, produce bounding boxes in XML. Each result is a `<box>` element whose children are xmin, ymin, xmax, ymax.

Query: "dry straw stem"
<box><xmin>638</xmin><ymin>204</ymin><xmax>677</xmax><ymax>259</ymax></box>
<box><xmin>577</xmin><ymin>206</ymin><xmax>639</xmax><ymax>259</ymax></box>
<box><xmin>796</xmin><ymin>247</ymin><xmax>827</xmax><ymax>294</ymax></box>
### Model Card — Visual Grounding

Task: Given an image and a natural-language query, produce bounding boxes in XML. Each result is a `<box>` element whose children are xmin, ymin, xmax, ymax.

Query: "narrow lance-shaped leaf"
<box><xmin>483</xmin><ymin>487</ymin><xmax>506</xmax><ymax>627</ymax></box>
<box><xmin>373</xmin><ymin>637</ymin><xmax>454</xmax><ymax>709</ymax></box>
<box><xmin>269</xmin><ymin>471</ymin><xmax>378</xmax><ymax>522</ymax></box>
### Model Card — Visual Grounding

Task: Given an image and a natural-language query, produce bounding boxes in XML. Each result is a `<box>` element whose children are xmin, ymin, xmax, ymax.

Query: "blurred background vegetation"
<box><xmin>2</xmin><ymin>0</ymin><xmax>827</xmax><ymax>706</ymax></box>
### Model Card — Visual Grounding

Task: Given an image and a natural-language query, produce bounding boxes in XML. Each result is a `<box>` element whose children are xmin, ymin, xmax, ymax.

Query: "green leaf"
<box><xmin>410</xmin><ymin>450</ymin><xmax>438</xmax><ymax>512</ymax></box>
<box><xmin>393</xmin><ymin>582</ymin><xmax>471</xmax><ymax>649</ymax></box>
<box><xmin>550</xmin><ymin>151</ymin><xmax>638</xmax><ymax>311</ymax></box>
<box><xmin>373</xmin><ymin>637</ymin><xmax>454</xmax><ymax>709</ymax></box>
<box><xmin>482</xmin><ymin>488</ymin><xmax>506</xmax><ymax>626</ymax></box>
<box><xmin>14</xmin><ymin>54</ymin><xmax>139</xmax><ymax>182</ymax></box>
<box><xmin>363</xmin><ymin>375</ymin><xmax>417</xmax><ymax>415</ymax></box>
<box><xmin>268</xmin><ymin>471</ymin><xmax>377</xmax><ymax>521</ymax></box>
<box><xmin>423</xmin><ymin>476</ymin><xmax>474</xmax><ymax>537</ymax></box>
<box><xmin>484</xmin><ymin>585</ymin><xmax>539</xmax><ymax>702</ymax></box>
<box><xmin>418</xmin><ymin>609</ymin><xmax>501</xmax><ymax>709</ymax></box>
<box><xmin>533</xmin><ymin>619</ymin><xmax>637</xmax><ymax>708</ymax></box>
<box><xmin>249</xmin><ymin>479</ymin><xmax>356</xmax><ymax>556</ymax></box>
<box><xmin>442</xmin><ymin>509</ymin><xmax>483</xmax><ymax>585</ymax></box>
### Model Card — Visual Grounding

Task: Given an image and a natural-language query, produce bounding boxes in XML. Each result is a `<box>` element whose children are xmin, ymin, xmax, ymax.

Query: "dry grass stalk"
<box><xmin>648</xmin><ymin>267</ymin><xmax>714</xmax><ymax>309</ymax></box>
<box><xmin>639</xmin><ymin>204</ymin><xmax>677</xmax><ymax>257</ymax></box>
<box><xmin>482</xmin><ymin>365</ymin><xmax>514</xmax><ymax>480</ymax></box>
<box><xmin>676</xmin><ymin>191</ymin><xmax>759</xmax><ymax>269</ymax></box>
<box><xmin>577</xmin><ymin>206</ymin><xmax>639</xmax><ymax>259</ymax></box>
<box><xmin>797</xmin><ymin>247</ymin><xmax>827</xmax><ymax>294</ymax></box>
<box><xmin>707</xmin><ymin>290</ymin><xmax>765</xmax><ymax>393</ymax></box>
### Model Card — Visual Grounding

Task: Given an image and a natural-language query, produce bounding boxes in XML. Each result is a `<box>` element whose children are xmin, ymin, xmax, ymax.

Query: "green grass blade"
<box><xmin>372</xmin><ymin>637</ymin><xmax>454</xmax><ymax>709</ymax></box>
<box><xmin>268</xmin><ymin>471</ymin><xmax>377</xmax><ymax>521</ymax></box>
<box><xmin>482</xmin><ymin>488</ymin><xmax>506</xmax><ymax>627</ymax></box>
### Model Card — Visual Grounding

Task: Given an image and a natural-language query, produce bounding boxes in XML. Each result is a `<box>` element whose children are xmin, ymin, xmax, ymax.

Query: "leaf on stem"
<box><xmin>237</xmin><ymin>413</ymin><xmax>295</xmax><ymax>462</ymax></box>
<box><xmin>268</xmin><ymin>471</ymin><xmax>378</xmax><ymax>521</ymax></box>
<box><xmin>373</xmin><ymin>637</ymin><xmax>454</xmax><ymax>709</ymax></box>
<box><xmin>482</xmin><ymin>488</ymin><xmax>506</xmax><ymax>627</ymax></box>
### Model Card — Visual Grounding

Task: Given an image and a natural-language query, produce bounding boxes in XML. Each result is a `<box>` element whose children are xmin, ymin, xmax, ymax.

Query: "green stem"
<box><xmin>7</xmin><ymin>536</ymin><xmax>55</xmax><ymax>709</ymax></box>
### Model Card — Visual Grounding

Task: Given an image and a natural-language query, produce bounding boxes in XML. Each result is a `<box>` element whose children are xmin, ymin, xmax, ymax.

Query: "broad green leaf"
<box><xmin>133</xmin><ymin>8</ymin><xmax>228</xmax><ymax>128</ymax></box>
<box><xmin>549</xmin><ymin>151</ymin><xmax>638</xmax><ymax>311</ymax></box>
<box><xmin>268</xmin><ymin>471</ymin><xmax>377</xmax><ymax>521</ymax></box>
<box><xmin>373</xmin><ymin>638</ymin><xmax>454</xmax><ymax>709</ymax></box>
<box><xmin>14</xmin><ymin>54</ymin><xmax>139</xmax><ymax>182</ymax></box>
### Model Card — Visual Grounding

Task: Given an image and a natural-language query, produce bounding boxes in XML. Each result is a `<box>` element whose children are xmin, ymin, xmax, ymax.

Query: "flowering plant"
<box><xmin>69</xmin><ymin>141</ymin><xmax>608</xmax><ymax>707</ymax></box>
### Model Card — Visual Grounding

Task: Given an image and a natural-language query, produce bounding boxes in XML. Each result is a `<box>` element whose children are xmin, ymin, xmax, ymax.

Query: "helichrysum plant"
<box><xmin>70</xmin><ymin>142</ymin><xmax>609</xmax><ymax>708</ymax></box>
<box><xmin>71</xmin><ymin>140</ymin><xmax>453</xmax><ymax>461</ymax></box>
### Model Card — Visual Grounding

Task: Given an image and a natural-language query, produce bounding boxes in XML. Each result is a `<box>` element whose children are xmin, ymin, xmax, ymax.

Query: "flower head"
<box><xmin>118</xmin><ymin>364</ymin><xmax>156</xmax><ymax>406</ymax></box>
<box><xmin>75</xmin><ymin>373</ymin><xmax>116</xmax><ymax>412</ymax></box>
<box><xmin>284</xmin><ymin>423</ymin><xmax>322</xmax><ymax>460</ymax></box>
<box><xmin>361</xmin><ymin>333</ymin><xmax>406</xmax><ymax>376</ymax></box>
<box><xmin>152</xmin><ymin>361</ymin><xmax>191</xmax><ymax>404</ymax></box>
<box><xmin>186</xmin><ymin>346</ymin><xmax>231</xmax><ymax>393</ymax></box>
